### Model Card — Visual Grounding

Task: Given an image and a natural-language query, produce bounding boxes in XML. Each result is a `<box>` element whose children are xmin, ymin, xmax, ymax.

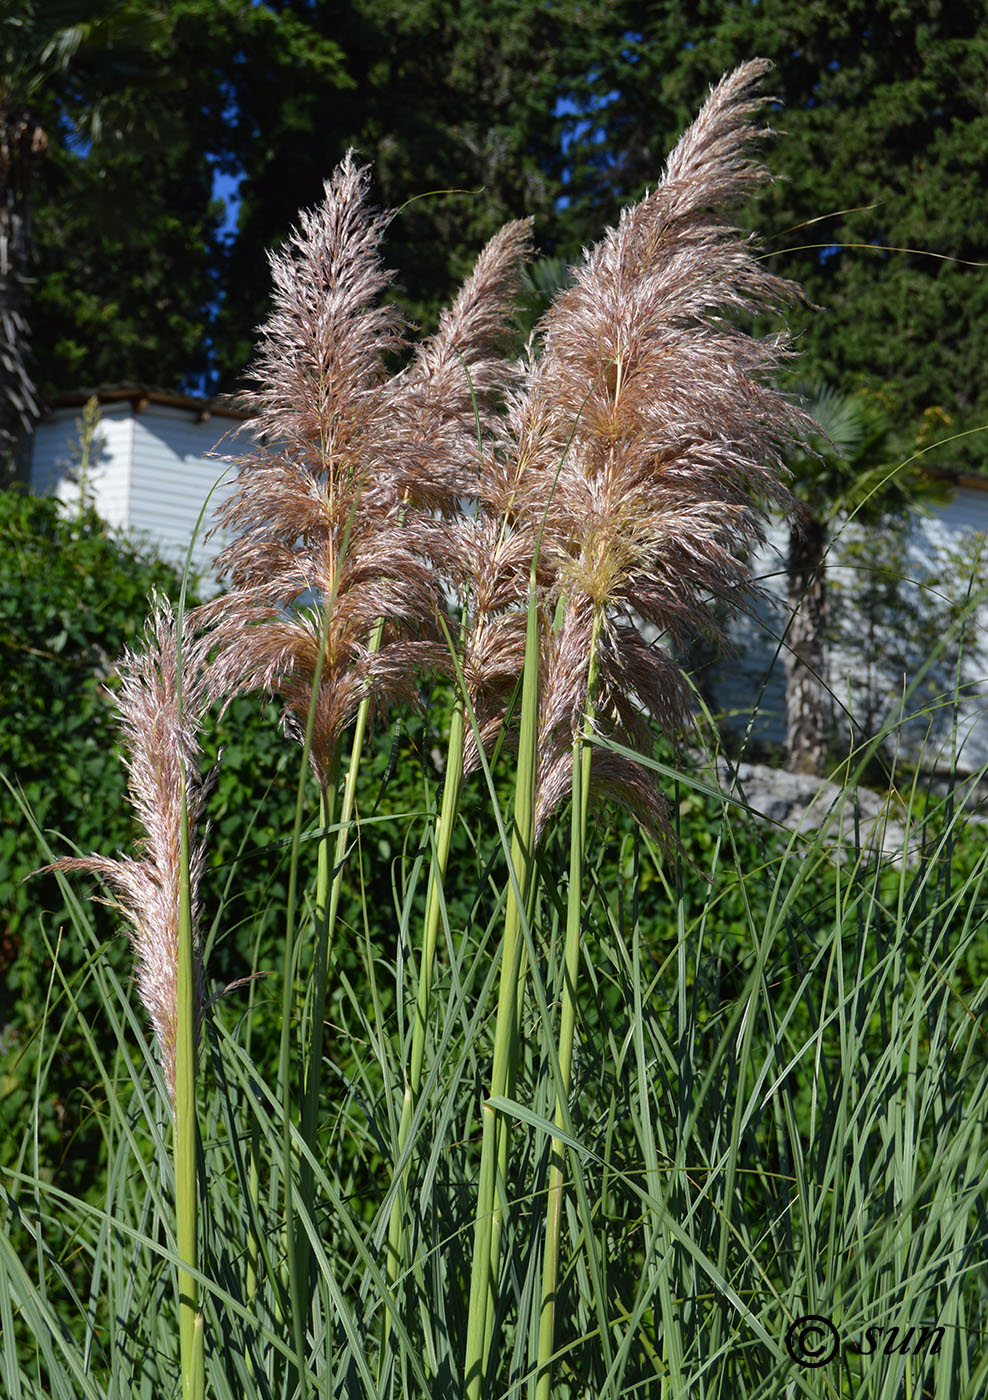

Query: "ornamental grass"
<box><xmin>18</xmin><ymin>58</ymin><xmax>985</xmax><ymax>1400</ymax></box>
<box><xmin>52</xmin><ymin>59</ymin><xmax>801</xmax><ymax>1400</ymax></box>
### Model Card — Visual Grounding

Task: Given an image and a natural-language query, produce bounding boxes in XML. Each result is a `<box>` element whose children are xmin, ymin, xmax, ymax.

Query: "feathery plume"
<box><xmin>200</xmin><ymin>170</ymin><xmax>534</xmax><ymax>787</ymax></box>
<box><xmin>389</xmin><ymin>217</ymin><xmax>540</xmax><ymax>766</ymax></box>
<box><xmin>524</xmin><ymin>59</ymin><xmax>809</xmax><ymax>833</ymax></box>
<box><xmin>395</xmin><ymin>217</ymin><xmax>533</xmax><ymax>440</ymax></box>
<box><xmin>200</xmin><ymin>155</ymin><xmax>440</xmax><ymax>785</ymax></box>
<box><xmin>444</xmin><ymin>337</ymin><xmax>565</xmax><ymax>772</ymax></box>
<box><xmin>50</xmin><ymin>600</ymin><xmax>213</xmax><ymax>1108</ymax></box>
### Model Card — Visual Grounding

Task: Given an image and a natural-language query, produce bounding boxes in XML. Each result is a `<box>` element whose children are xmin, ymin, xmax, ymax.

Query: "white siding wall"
<box><xmin>925</xmin><ymin>484</ymin><xmax>988</xmax><ymax>545</ymax></box>
<box><xmin>127</xmin><ymin>406</ymin><xmax>240</xmax><ymax>584</ymax></box>
<box><xmin>707</xmin><ymin>522</ymin><xmax>789</xmax><ymax>748</ymax></box>
<box><xmin>904</xmin><ymin>489</ymin><xmax>988</xmax><ymax>770</ymax></box>
<box><xmin>28</xmin><ymin>400</ymin><xmax>242</xmax><ymax>590</ymax></box>
<box><xmin>29</xmin><ymin>403</ymin><xmax>133</xmax><ymax>528</ymax></box>
<box><xmin>710</xmin><ymin>492</ymin><xmax>988</xmax><ymax>771</ymax></box>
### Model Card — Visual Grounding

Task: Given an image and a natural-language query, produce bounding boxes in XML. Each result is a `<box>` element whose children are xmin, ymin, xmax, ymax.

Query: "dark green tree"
<box><xmin>27</xmin><ymin>0</ymin><xmax>351</xmax><ymax>398</ymax></box>
<box><xmin>558</xmin><ymin>0</ymin><xmax>988</xmax><ymax>476</ymax></box>
<box><xmin>1</xmin><ymin>0</ymin><xmax>171</xmax><ymax>462</ymax></box>
<box><xmin>21</xmin><ymin>0</ymin><xmax>988</xmax><ymax>442</ymax></box>
<box><xmin>207</xmin><ymin>0</ymin><xmax>622</xmax><ymax>380</ymax></box>
<box><xmin>27</xmin><ymin>1</ymin><xmax>626</xmax><ymax>396</ymax></box>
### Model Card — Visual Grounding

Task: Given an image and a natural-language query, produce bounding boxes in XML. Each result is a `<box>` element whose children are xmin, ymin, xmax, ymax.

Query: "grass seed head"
<box><xmin>525</xmin><ymin>60</ymin><xmax>810</xmax><ymax>831</ymax></box>
<box><xmin>48</xmin><ymin>599</ymin><xmax>212</xmax><ymax>1109</ymax></box>
<box><xmin>202</xmin><ymin>173</ymin><xmax>534</xmax><ymax>785</ymax></box>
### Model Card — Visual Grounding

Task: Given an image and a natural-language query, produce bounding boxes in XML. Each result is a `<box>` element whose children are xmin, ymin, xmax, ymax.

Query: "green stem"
<box><xmin>383</xmin><ymin>703</ymin><xmax>465</xmax><ymax>1370</ymax></box>
<box><xmin>536</xmin><ymin>610</ymin><xmax>601</xmax><ymax>1400</ymax></box>
<box><xmin>175</xmin><ymin>782</ymin><xmax>204</xmax><ymax>1400</ymax></box>
<box><xmin>465</xmin><ymin>579</ymin><xmax>540</xmax><ymax>1400</ymax></box>
<box><xmin>412</xmin><ymin>703</ymin><xmax>464</xmax><ymax>1097</ymax></box>
<box><xmin>285</xmin><ymin>758</ymin><xmax>340</xmax><ymax>1315</ymax></box>
<box><xmin>300</xmin><ymin>760</ymin><xmax>340</xmax><ymax>1174</ymax></box>
<box><xmin>299</xmin><ymin>617</ymin><xmax>385</xmax><ymax>1291</ymax></box>
<box><xmin>277</xmin><ymin>655</ymin><xmax>331</xmax><ymax>1400</ymax></box>
<box><xmin>244</xmin><ymin>1103</ymin><xmax>260</xmax><ymax>1379</ymax></box>
<box><xmin>274</xmin><ymin>504</ymin><xmax>364</xmax><ymax>1397</ymax></box>
<box><xmin>484</xmin><ymin>824</ymin><xmax>540</xmax><ymax>1369</ymax></box>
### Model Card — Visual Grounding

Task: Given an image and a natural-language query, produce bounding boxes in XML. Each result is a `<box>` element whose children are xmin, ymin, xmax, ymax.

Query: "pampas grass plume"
<box><xmin>50</xmin><ymin>599</ymin><xmax>212</xmax><ymax>1108</ymax></box>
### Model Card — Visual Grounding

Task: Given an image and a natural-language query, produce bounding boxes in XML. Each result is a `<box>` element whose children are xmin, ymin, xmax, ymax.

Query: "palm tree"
<box><xmin>784</xmin><ymin>382</ymin><xmax>938</xmax><ymax>772</ymax></box>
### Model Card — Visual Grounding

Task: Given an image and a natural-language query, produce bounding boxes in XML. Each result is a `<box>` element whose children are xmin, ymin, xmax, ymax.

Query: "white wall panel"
<box><xmin>28</xmin><ymin>403</ymin><xmax>133</xmax><ymax>528</ymax></box>
<box><xmin>28</xmin><ymin>397</ymin><xmax>242</xmax><ymax>592</ymax></box>
<box><xmin>127</xmin><ymin>407</ymin><xmax>240</xmax><ymax>585</ymax></box>
<box><xmin>709</xmin><ymin>494</ymin><xmax>988</xmax><ymax>773</ymax></box>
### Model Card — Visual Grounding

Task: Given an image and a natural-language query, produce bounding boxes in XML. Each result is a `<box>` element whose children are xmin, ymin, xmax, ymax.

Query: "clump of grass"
<box><xmin>13</xmin><ymin>56</ymin><xmax>988</xmax><ymax>1400</ymax></box>
<box><xmin>459</xmin><ymin>60</ymin><xmax>806</xmax><ymax>1396</ymax></box>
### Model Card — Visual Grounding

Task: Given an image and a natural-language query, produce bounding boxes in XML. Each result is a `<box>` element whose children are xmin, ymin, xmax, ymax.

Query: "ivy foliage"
<box><xmin>0</xmin><ymin>492</ymin><xmax>184</xmax><ymax>1173</ymax></box>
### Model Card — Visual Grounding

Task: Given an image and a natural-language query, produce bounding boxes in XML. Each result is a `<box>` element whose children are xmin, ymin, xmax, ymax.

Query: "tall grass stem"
<box><xmin>175</xmin><ymin>782</ymin><xmax>204</xmax><ymax>1400</ymax></box>
<box><xmin>385</xmin><ymin>702</ymin><xmax>465</xmax><ymax>1295</ymax></box>
<box><xmin>464</xmin><ymin>572</ymin><xmax>541</xmax><ymax>1399</ymax></box>
<box><xmin>535</xmin><ymin>611</ymin><xmax>601</xmax><ymax>1398</ymax></box>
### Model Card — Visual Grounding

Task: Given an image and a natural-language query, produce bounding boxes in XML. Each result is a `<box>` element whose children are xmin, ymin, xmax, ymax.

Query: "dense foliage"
<box><xmin>14</xmin><ymin>0</ymin><xmax>988</xmax><ymax>479</ymax></box>
<box><xmin>0</xmin><ymin>489</ymin><xmax>196</xmax><ymax>912</ymax></box>
<box><xmin>19</xmin><ymin>0</ymin><xmax>603</xmax><ymax>394</ymax></box>
<box><xmin>559</xmin><ymin>0</ymin><xmax>988</xmax><ymax>474</ymax></box>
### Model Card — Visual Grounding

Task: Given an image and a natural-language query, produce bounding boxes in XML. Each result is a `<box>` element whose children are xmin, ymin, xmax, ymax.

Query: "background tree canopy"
<box><xmin>13</xmin><ymin>0</ymin><xmax>988</xmax><ymax>475</ymax></box>
<box><xmin>563</xmin><ymin>0</ymin><xmax>988</xmax><ymax>475</ymax></box>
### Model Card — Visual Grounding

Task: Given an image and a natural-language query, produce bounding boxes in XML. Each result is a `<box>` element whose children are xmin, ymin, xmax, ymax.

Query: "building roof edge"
<box><xmin>43</xmin><ymin>383</ymin><xmax>249</xmax><ymax>421</ymax></box>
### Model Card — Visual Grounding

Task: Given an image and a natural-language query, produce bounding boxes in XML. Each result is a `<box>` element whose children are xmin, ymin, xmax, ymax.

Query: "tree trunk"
<box><xmin>785</xmin><ymin>513</ymin><xmax>830</xmax><ymax>774</ymax></box>
<box><xmin>0</xmin><ymin>102</ymin><xmax>45</xmax><ymax>478</ymax></box>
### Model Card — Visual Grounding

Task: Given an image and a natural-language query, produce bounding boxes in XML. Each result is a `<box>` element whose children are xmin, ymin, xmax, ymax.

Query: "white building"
<box><xmin>27</xmin><ymin>385</ymin><xmax>245</xmax><ymax>589</ymax></box>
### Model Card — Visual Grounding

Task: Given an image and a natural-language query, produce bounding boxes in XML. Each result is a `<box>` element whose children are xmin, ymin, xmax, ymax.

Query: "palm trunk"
<box><xmin>785</xmin><ymin>513</ymin><xmax>829</xmax><ymax>774</ymax></box>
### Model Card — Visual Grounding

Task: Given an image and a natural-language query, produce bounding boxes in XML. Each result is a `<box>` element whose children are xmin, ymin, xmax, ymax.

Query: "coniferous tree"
<box><xmin>558</xmin><ymin>0</ymin><xmax>988</xmax><ymax>474</ymax></box>
<box><xmin>27</xmin><ymin>0</ymin><xmax>622</xmax><ymax>398</ymax></box>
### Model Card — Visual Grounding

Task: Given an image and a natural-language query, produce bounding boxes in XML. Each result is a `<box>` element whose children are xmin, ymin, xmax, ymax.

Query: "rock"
<box><xmin>710</xmin><ymin>759</ymin><xmax>912</xmax><ymax>862</ymax></box>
